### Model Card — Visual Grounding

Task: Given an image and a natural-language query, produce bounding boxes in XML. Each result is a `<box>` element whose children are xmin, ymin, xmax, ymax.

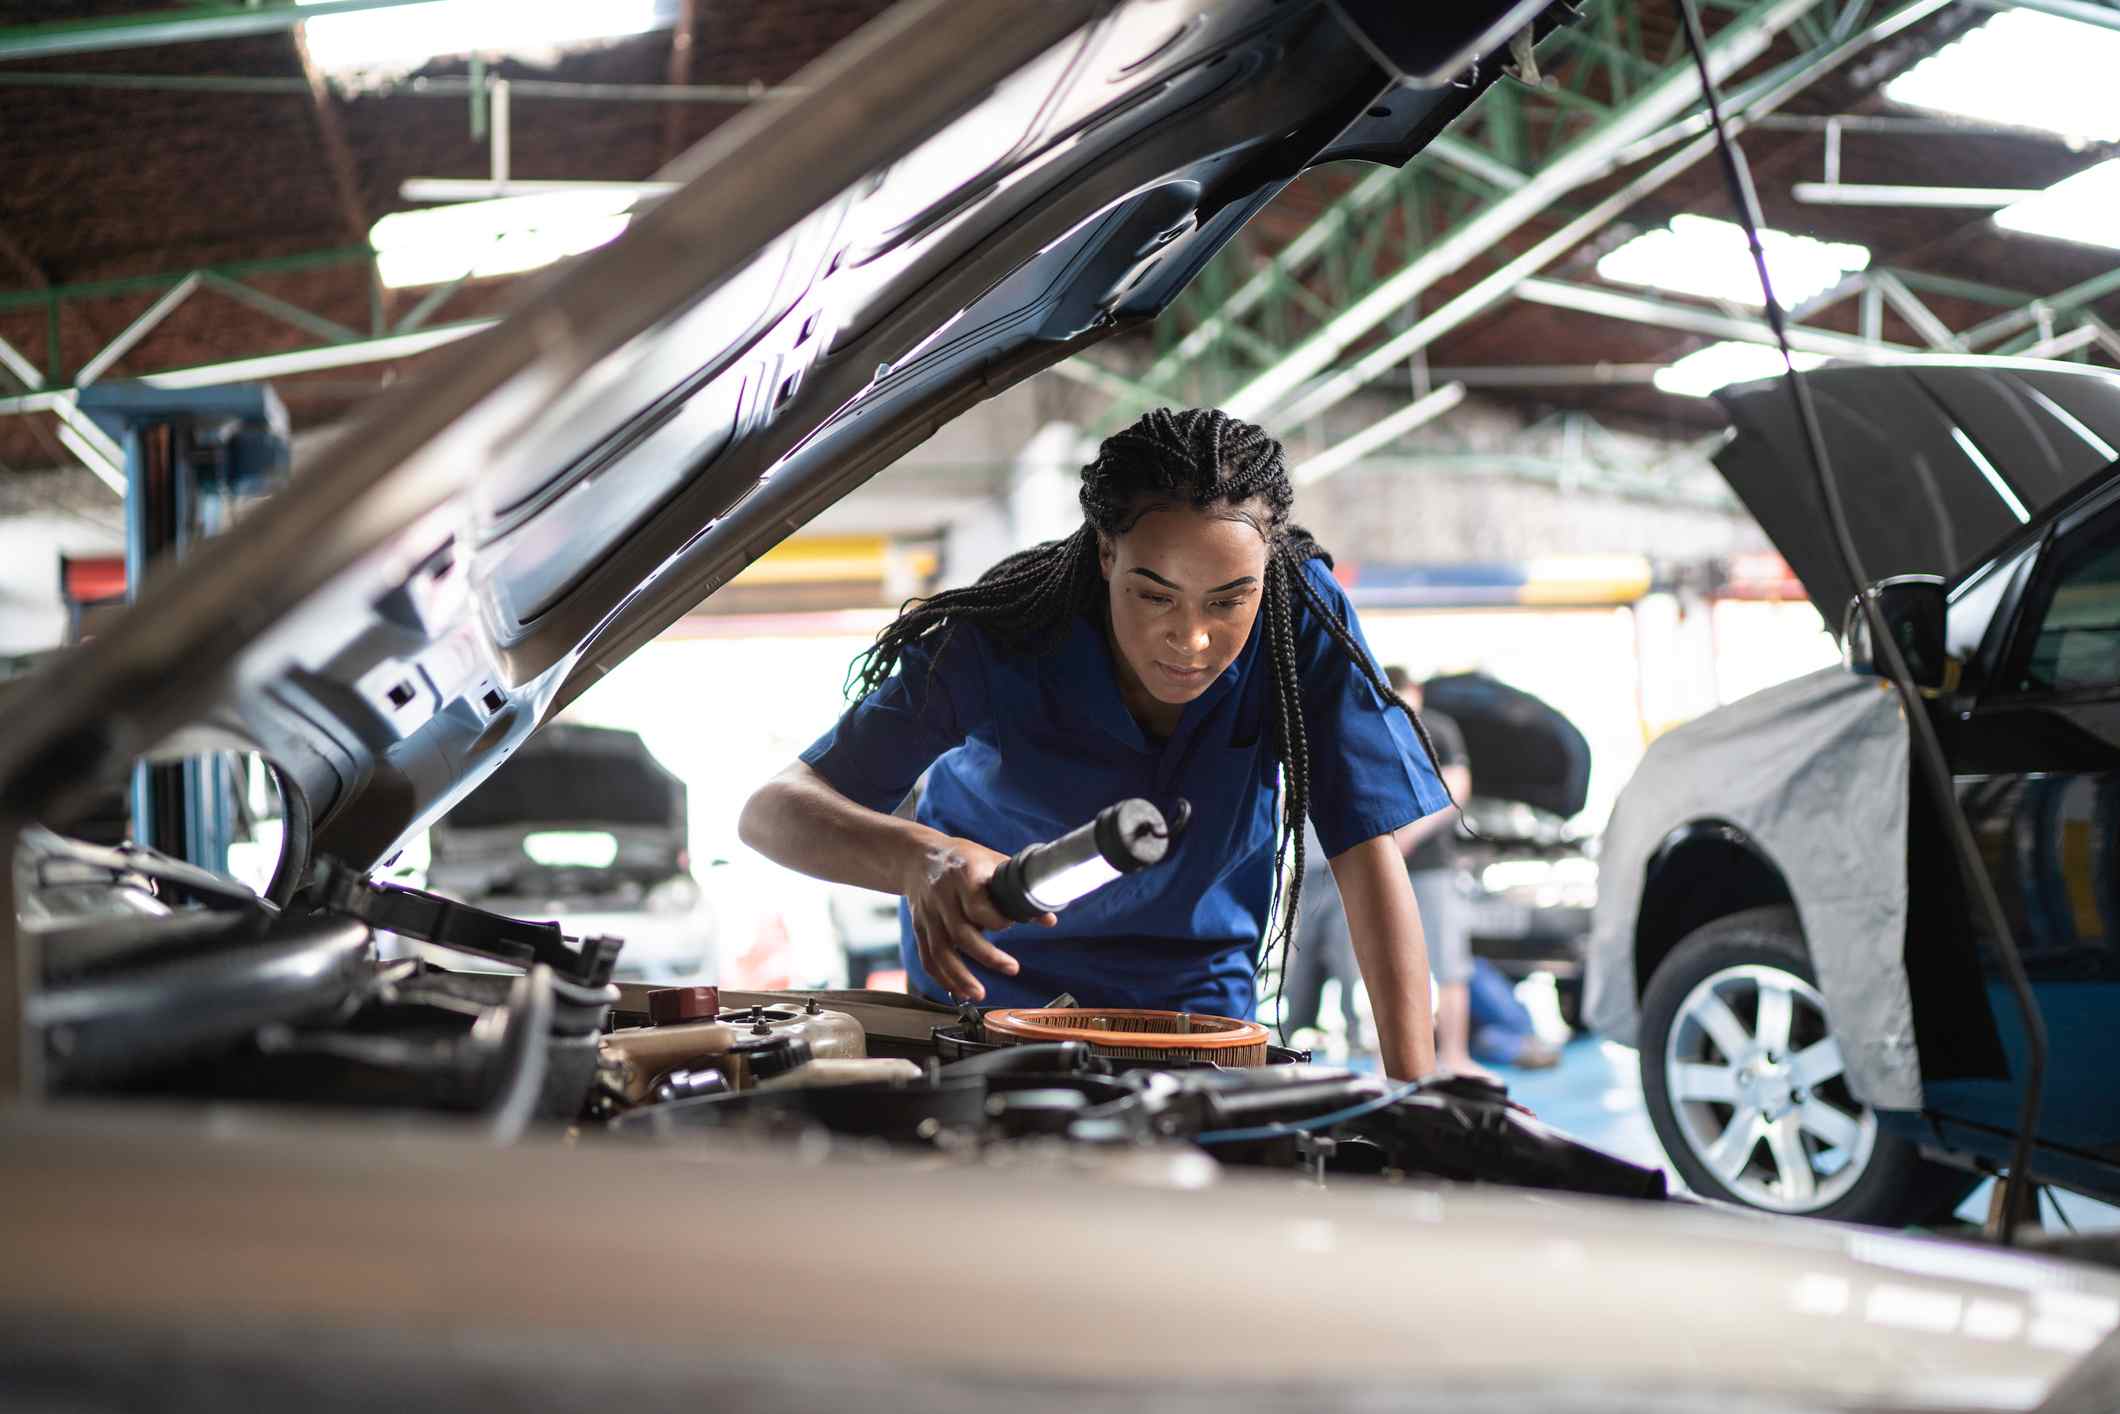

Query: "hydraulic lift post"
<box><xmin>75</xmin><ymin>382</ymin><xmax>290</xmax><ymax>874</ymax></box>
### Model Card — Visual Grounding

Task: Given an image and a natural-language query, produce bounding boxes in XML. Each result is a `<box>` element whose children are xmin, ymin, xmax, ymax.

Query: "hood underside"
<box><xmin>2</xmin><ymin>0</ymin><xmax>1559</xmax><ymax>877</ymax></box>
<box><xmin>1421</xmin><ymin>672</ymin><xmax>1591</xmax><ymax>820</ymax></box>
<box><xmin>1713</xmin><ymin>361</ymin><xmax>2120</xmax><ymax>623</ymax></box>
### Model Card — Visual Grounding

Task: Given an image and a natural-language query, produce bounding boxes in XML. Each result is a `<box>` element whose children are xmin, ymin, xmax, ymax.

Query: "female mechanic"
<box><xmin>739</xmin><ymin>408</ymin><xmax>1452</xmax><ymax>1079</ymax></box>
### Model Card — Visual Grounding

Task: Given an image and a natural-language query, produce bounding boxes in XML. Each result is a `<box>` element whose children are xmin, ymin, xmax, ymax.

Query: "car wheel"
<box><xmin>1639</xmin><ymin>906</ymin><xmax>1976</xmax><ymax>1226</ymax></box>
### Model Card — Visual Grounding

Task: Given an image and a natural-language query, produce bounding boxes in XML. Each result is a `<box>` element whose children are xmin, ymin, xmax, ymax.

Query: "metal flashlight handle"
<box><xmin>986</xmin><ymin>797</ymin><xmax>1191</xmax><ymax>924</ymax></box>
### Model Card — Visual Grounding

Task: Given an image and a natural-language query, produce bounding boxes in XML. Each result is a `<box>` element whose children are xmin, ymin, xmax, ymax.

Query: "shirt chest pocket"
<box><xmin>984</xmin><ymin>719</ymin><xmax>1158</xmax><ymax>830</ymax></box>
<box><xmin>1164</xmin><ymin>735</ymin><xmax>1275</xmax><ymax>870</ymax></box>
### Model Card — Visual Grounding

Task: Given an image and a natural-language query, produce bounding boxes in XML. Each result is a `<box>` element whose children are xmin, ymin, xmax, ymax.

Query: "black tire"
<box><xmin>1639</xmin><ymin>906</ymin><xmax>1976</xmax><ymax>1227</ymax></box>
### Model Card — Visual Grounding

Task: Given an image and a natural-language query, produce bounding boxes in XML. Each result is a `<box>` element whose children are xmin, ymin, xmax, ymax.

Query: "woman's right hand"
<box><xmin>898</xmin><ymin>834</ymin><xmax>1056</xmax><ymax>1002</ymax></box>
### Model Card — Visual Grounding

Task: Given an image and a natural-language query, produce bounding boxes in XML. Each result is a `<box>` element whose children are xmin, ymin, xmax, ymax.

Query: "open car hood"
<box><xmin>1421</xmin><ymin>672</ymin><xmax>1590</xmax><ymax>820</ymax></box>
<box><xmin>0</xmin><ymin>0</ymin><xmax>1561</xmax><ymax>877</ymax></box>
<box><xmin>1713</xmin><ymin>361</ymin><xmax>2120</xmax><ymax>623</ymax></box>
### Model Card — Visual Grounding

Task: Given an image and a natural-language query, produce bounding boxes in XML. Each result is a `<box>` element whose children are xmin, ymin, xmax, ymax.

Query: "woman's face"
<box><xmin>1099</xmin><ymin>503</ymin><xmax>1270</xmax><ymax>719</ymax></box>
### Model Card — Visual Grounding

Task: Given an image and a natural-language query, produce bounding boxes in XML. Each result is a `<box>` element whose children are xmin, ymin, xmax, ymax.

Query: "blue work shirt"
<box><xmin>799</xmin><ymin>557</ymin><xmax>1448</xmax><ymax>1018</ymax></box>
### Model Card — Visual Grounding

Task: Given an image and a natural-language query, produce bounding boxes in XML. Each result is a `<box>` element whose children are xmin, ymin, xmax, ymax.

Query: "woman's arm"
<box><xmin>1327</xmin><ymin>832</ymin><xmax>1437</xmax><ymax>1080</ymax></box>
<box><xmin>739</xmin><ymin>762</ymin><xmax>1052</xmax><ymax>1000</ymax></box>
<box><xmin>740</xmin><ymin>761</ymin><xmax>942</xmax><ymax>894</ymax></box>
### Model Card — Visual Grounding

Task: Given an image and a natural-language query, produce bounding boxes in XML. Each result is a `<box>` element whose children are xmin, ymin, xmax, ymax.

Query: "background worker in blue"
<box><xmin>740</xmin><ymin>409</ymin><xmax>1453</xmax><ymax>1079</ymax></box>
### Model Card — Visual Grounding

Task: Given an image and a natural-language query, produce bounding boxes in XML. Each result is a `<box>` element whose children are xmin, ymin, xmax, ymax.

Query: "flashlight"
<box><xmin>986</xmin><ymin>797</ymin><xmax>1191</xmax><ymax>923</ymax></box>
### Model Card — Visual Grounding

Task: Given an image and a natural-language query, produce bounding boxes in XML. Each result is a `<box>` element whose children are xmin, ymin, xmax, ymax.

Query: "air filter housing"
<box><xmin>980</xmin><ymin>1008</ymin><xmax>1269</xmax><ymax>1067</ymax></box>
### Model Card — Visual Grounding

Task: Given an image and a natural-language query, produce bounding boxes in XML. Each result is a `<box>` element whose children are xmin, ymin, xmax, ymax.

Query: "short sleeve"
<box><xmin>799</xmin><ymin>628</ymin><xmax>990</xmax><ymax>814</ymax></box>
<box><xmin>1292</xmin><ymin>558</ymin><xmax>1451</xmax><ymax>857</ymax></box>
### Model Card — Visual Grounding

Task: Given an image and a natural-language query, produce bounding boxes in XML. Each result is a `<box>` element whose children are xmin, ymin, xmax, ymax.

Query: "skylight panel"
<box><xmin>301</xmin><ymin>0</ymin><xmax>670</xmax><ymax>75</ymax></box>
<box><xmin>1994</xmin><ymin>159</ymin><xmax>2120</xmax><ymax>252</ymax></box>
<box><xmin>369</xmin><ymin>191</ymin><xmax>636</xmax><ymax>289</ymax></box>
<box><xmin>1882</xmin><ymin>9</ymin><xmax>2120</xmax><ymax>143</ymax></box>
<box><xmin>1596</xmin><ymin>215</ymin><xmax>1870</xmax><ymax>309</ymax></box>
<box><xmin>1653</xmin><ymin>341</ymin><xmax>1826</xmax><ymax>398</ymax></box>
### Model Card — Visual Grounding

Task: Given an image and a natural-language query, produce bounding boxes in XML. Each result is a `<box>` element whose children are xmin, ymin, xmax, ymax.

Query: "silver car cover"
<box><xmin>1584</xmin><ymin>667</ymin><xmax>1920</xmax><ymax>1110</ymax></box>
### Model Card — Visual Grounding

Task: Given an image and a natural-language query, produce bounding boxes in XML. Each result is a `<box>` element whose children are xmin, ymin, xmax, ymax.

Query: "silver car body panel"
<box><xmin>3</xmin><ymin>1110</ymin><xmax>2117</xmax><ymax>1409</ymax></box>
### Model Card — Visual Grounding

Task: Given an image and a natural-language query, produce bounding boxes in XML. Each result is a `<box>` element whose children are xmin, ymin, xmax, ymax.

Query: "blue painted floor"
<box><xmin>1505</xmin><ymin>1035</ymin><xmax>1674</xmax><ymax>1177</ymax></box>
<box><xmin>1285</xmin><ymin>974</ymin><xmax>2117</xmax><ymax>1231</ymax></box>
<box><xmin>1493</xmin><ymin>1032</ymin><xmax>2120</xmax><ymax>1234</ymax></box>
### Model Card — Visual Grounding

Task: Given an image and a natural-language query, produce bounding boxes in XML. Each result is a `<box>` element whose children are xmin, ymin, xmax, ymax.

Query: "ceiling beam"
<box><xmin>0</xmin><ymin>218</ymin><xmax>124</xmax><ymax>376</ymax></box>
<box><xmin>1958</xmin><ymin>265</ymin><xmax>2120</xmax><ymax>349</ymax></box>
<box><xmin>1216</xmin><ymin>0</ymin><xmax>1832</xmax><ymax>422</ymax></box>
<box><xmin>76</xmin><ymin>274</ymin><xmax>204</xmax><ymax>387</ymax></box>
<box><xmin>1513</xmin><ymin>278</ymin><xmax>1922</xmax><ymax>361</ymax></box>
<box><xmin>661</xmin><ymin>0</ymin><xmax>700</xmax><ymax>167</ymax></box>
<box><xmin>0</xmin><ymin>0</ymin><xmax>442</xmax><ymax>63</ymax></box>
<box><xmin>1291</xmin><ymin>382</ymin><xmax>1466</xmax><ymax>487</ymax></box>
<box><xmin>1420</xmin><ymin>362</ymin><xmax>1672</xmax><ymax>387</ymax></box>
<box><xmin>0</xmin><ymin>71</ymin><xmax>796</xmax><ymax>103</ymax></box>
<box><xmin>1265</xmin><ymin>0</ymin><xmax>1953</xmax><ymax>430</ymax></box>
<box><xmin>291</xmin><ymin>27</ymin><xmax>373</xmax><ymax>254</ymax></box>
<box><xmin>1137</xmin><ymin>165</ymin><xmax>1404</xmax><ymax>392</ymax></box>
<box><xmin>290</xmin><ymin>24</ymin><xmax>387</xmax><ymax>328</ymax></box>
<box><xmin>1427</xmin><ymin>135</ymin><xmax>1527</xmax><ymax>192</ymax></box>
<box><xmin>1868</xmin><ymin>270</ymin><xmax>1965</xmax><ymax>351</ymax></box>
<box><xmin>1790</xmin><ymin>182</ymin><xmax>2040</xmax><ymax>207</ymax></box>
<box><xmin>0</xmin><ymin>319</ymin><xmax>495</xmax><ymax>413</ymax></box>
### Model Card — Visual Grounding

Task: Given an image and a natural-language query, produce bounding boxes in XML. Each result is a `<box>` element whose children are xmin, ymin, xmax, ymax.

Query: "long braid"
<box><xmin>1260</xmin><ymin>552</ymin><xmax>1312</xmax><ymax>1009</ymax></box>
<box><xmin>840</xmin><ymin>406</ymin><xmax>1455</xmax><ymax>1024</ymax></box>
<box><xmin>848</xmin><ymin>527</ymin><xmax>1101</xmax><ymax>703</ymax></box>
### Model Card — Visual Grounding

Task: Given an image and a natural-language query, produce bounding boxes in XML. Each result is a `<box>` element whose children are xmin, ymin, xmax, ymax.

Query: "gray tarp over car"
<box><xmin>1583</xmin><ymin>667</ymin><xmax>1920</xmax><ymax>1110</ymax></box>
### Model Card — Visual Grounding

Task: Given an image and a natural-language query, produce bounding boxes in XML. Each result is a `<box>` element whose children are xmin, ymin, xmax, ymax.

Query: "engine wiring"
<box><xmin>1670</xmin><ymin>0</ymin><xmax>2050</xmax><ymax>1243</ymax></box>
<box><xmin>1194</xmin><ymin>1074</ymin><xmax>1430</xmax><ymax>1146</ymax></box>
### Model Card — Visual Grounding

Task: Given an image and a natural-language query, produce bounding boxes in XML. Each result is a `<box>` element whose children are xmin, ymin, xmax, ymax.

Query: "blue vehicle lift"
<box><xmin>74</xmin><ymin>382</ymin><xmax>289</xmax><ymax>874</ymax></box>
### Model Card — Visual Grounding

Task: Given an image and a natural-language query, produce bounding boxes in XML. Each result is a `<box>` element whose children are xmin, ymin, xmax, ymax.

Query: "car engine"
<box><xmin>22</xmin><ymin>825</ymin><xmax>1664</xmax><ymax>1202</ymax></box>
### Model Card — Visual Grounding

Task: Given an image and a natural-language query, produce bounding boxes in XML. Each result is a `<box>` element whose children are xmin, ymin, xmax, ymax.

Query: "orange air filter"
<box><xmin>981</xmin><ymin>1007</ymin><xmax>1270</xmax><ymax>1068</ymax></box>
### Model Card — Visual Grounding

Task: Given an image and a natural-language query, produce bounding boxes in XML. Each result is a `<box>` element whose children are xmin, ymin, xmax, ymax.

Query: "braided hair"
<box><xmin>849</xmin><ymin>407</ymin><xmax>1449</xmax><ymax>999</ymax></box>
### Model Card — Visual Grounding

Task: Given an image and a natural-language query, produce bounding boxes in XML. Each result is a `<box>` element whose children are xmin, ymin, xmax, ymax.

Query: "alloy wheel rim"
<box><xmin>1663</xmin><ymin>962</ymin><xmax>1875</xmax><ymax>1213</ymax></box>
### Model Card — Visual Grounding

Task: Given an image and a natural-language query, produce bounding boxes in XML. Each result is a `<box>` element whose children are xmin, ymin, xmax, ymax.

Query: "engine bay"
<box><xmin>22</xmin><ymin>826</ymin><xmax>1664</xmax><ymax>1202</ymax></box>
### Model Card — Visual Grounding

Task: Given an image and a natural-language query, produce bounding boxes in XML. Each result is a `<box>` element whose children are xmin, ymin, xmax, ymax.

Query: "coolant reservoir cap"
<box><xmin>648</xmin><ymin>986</ymin><xmax>720</xmax><ymax>1026</ymax></box>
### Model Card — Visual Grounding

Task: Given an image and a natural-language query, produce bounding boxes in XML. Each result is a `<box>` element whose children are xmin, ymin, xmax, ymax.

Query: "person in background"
<box><xmin>1286</xmin><ymin>666</ymin><xmax>1521</xmax><ymax>1077</ymax></box>
<box><xmin>1281</xmin><ymin>816</ymin><xmax>1366</xmax><ymax>1055</ymax></box>
<box><xmin>1383</xmin><ymin>666</ymin><xmax>1484</xmax><ymax>1078</ymax></box>
<box><xmin>1468</xmin><ymin>955</ymin><xmax>1561</xmax><ymax>1070</ymax></box>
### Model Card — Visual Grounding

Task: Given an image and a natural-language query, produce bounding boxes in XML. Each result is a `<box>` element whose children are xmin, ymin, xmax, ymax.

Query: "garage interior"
<box><xmin>8</xmin><ymin>1</ymin><xmax>2120</xmax><ymax>1391</ymax></box>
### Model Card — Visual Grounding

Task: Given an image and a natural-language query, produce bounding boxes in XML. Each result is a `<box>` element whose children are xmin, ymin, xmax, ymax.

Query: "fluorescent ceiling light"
<box><xmin>300</xmin><ymin>0</ymin><xmax>667</xmax><ymax>74</ymax></box>
<box><xmin>1995</xmin><ymin>159</ymin><xmax>2120</xmax><ymax>252</ymax></box>
<box><xmin>1597</xmin><ymin>215</ymin><xmax>1869</xmax><ymax>310</ymax></box>
<box><xmin>1653</xmin><ymin>341</ymin><xmax>1825</xmax><ymax>398</ymax></box>
<box><xmin>1881</xmin><ymin>10</ymin><xmax>2120</xmax><ymax>143</ymax></box>
<box><xmin>370</xmin><ymin>190</ymin><xmax>634</xmax><ymax>288</ymax></box>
